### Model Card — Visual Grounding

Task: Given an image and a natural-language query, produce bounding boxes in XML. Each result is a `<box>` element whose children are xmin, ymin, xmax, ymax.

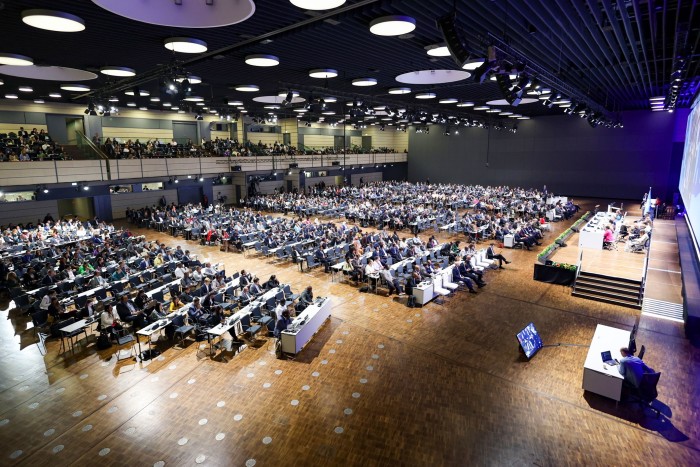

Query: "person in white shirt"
<box><xmin>191</xmin><ymin>266</ymin><xmax>203</xmax><ymax>283</ymax></box>
<box><xmin>174</xmin><ymin>263</ymin><xmax>186</xmax><ymax>280</ymax></box>
<box><xmin>40</xmin><ymin>289</ymin><xmax>57</xmax><ymax>311</ymax></box>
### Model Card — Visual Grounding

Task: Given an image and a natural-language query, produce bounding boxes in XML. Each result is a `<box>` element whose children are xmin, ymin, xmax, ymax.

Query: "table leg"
<box><xmin>136</xmin><ymin>333</ymin><xmax>142</xmax><ymax>357</ymax></box>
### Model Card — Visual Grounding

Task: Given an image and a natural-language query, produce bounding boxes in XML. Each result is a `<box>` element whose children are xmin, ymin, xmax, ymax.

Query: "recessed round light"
<box><xmin>0</xmin><ymin>53</ymin><xmax>34</xmax><ymax>66</ymax></box>
<box><xmin>517</xmin><ymin>116</ymin><xmax>531</xmax><ymax>120</ymax></box>
<box><xmin>236</xmin><ymin>106</ymin><xmax>245</xmax><ymax>110</ymax></box>
<box><xmin>5</xmin><ymin>94</ymin><xmax>18</xmax><ymax>99</ymax></box>
<box><xmin>162</xmin><ymin>102</ymin><xmax>172</xmax><ymax>107</ymax></box>
<box><xmin>508</xmin><ymin>114</ymin><xmax>522</xmax><ymax>118</ymax></box>
<box><xmin>462</xmin><ymin>59</ymin><xmax>485</xmax><ymax>70</ymax></box>
<box><xmin>264</xmin><ymin>105</ymin><xmax>281</xmax><ymax>109</ymax></box>
<box><xmin>18</xmin><ymin>86</ymin><xmax>33</xmax><ymax>92</ymax></box>
<box><xmin>196</xmin><ymin>102</ymin><xmax>205</xmax><ymax>106</ymax></box>
<box><xmin>149</xmin><ymin>96</ymin><xmax>160</xmax><ymax>102</ymax></box>
<box><xmin>49</xmin><ymin>92</ymin><xmax>61</xmax><ymax>98</ymax></box>
<box><xmin>107</xmin><ymin>96</ymin><xmax>119</xmax><ymax>102</ymax></box>
<box><xmin>425</xmin><ymin>44</ymin><xmax>450</xmax><ymax>57</ymax></box>
<box><xmin>176</xmin><ymin>75</ymin><xmax>202</xmax><ymax>84</ymax></box>
<box><xmin>227</xmin><ymin>100</ymin><xmax>244</xmax><ymax>106</ymax></box>
<box><xmin>164</xmin><ymin>37</ymin><xmax>207</xmax><ymax>54</ymax></box>
<box><xmin>290</xmin><ymin>0</ymin><xmax>346</xmax><ymax>10</ymax></box>
<box><xmin>369</xmin><ymin>16</ymin><xmax>416</xmax><ymax>37</ymax></box>
<box><xmin>33</xmin><ymin>99</ymin><xmax>45</xmax><ymax>104</ymax></box>
<box><xmin>278</xmin><ymin>90</ymin><xmax>300</xmax><ymax>97</ymax></box>
<box><xmin>293</xmin><ymin>108</ymin><xmax>308</xmax><ymax>112</ymax></box>
<box><xmin>352</xmin><ymin>78</ymin><xmax>377</xmax><ymax>86</ymax></box>
<box><xmin>474</xmin><ymin>105</ymin><xmax>490</xmax><ymax>111</ymax></box>
<box><xmin>172</xmin><ymin>106</ymin><xmax>180</xmax><ymax>111</ymax></box>
<box><xmin>415</xmin><ymin>92</ymin><xmax>436</xmax><ymax>99</ymax></box>
<box><xmin>100</xmin><ymin>66</ymin><xmax>135</xmax><ymax>77</ymax></box>
<box><xmin>60</xmin><ymin>84</ymin><xmax>90</xmax><ymax>92</ymax></box>
<box><xmin>388</xmin><ymin>87</ymin><xmax>411</xmax><ymax>94</ymax></box>
<box><xmin>0</xmin><ymin>79</ymin><xmax>3</xmax><ymax>85</ymax></box>
<box><xmin>309</xmin><ymin>68</ymin><xmax>338</xmax><ymax>79</ymax></box>
<box><xmin>139</xmin><ymin>107</ymin><xmax>148</xmax><ymax>111</ymax></box>
<box><xmin>322</xmin><ymin>111</ymin><xmax>335</xmax><ymax>115</ymax></box>
<box><xmin>499</xmin><ymin>111</ymin><xmax>513</xmax><ymax>116</ymax></box>
<box><xmin>183</xmin><ymin>96</ymin><xmax>204</xmax><ymax>102</ymax></box>
<box><xmin>456</xmin><ymin>101</ymin><xmax>474</xmax><ymax>107</ymax></box>
<box><xmin>322</xmin><ymin>96</ymin><xmax>337</xmax><ymax>102</ymax></box>
<box><xmin>239</xmin><ymin>109</ymin><xmax>248</xmax><ymax>113</ymax></box>
<box><xmin>438</xmin><ymin>98</ymin><xmax>458</xmax><ymax>104</ymax></box>
<box><xmin>235</xmin><ymin>84</ymin><xmax>259</xmax><ymax>92</ymax></box>
<box><xmin>245</xmin><ymin>54</ymin><xmax>280</xmax><ymax>67</ymax></box>
<box><xmin>553</xmin><ymin>99</ymin><xmax>571</xmax><ymax>105</ymax></box>
<box><xmin>126</xmin><ymin>102</ymin><xmax>136</xmax><ymax>107</ymax></box>
<box><xmin>177</xmin><ymin>110</ymin><xmax>186</xmax><ymax>114</ymax></box>
<box><xmin>22</xmin><ymin>9</ymin><xmax>85</xmax><ymax>32</ymax></box>
<box><xmin>486</xmin><ymin>108</ymin><xmax>501</xmax><ymax>113</ymax></box>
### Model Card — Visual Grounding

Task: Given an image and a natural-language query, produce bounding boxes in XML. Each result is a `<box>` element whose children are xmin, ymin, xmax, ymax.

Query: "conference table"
<box><xmin>280</xmin><ymin>297</ymin><xmax>332</xmax><ymax>355</ymax></box>
<box><xmin>582</xmin><ymin>324</ymin><xmax>630</xmax><ymax>402</ymax></box>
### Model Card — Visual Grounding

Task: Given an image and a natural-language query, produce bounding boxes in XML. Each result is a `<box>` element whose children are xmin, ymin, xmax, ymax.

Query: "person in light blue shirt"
<box><xmin>618</xmin><ymin>347</ymin><xmax>653</xmax><ymax>388</ymax></box>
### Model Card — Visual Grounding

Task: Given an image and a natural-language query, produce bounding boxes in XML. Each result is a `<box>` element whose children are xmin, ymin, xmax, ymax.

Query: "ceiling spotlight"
<box><xmin>18</xmin><ymin>86</ymin><xmax>33</xmax><ymax>92</ymax></box>
<box><xmin>289</xmin><ymin>0</ymin><xmax>346</xmax><ymax>10</ymax></box>
<box><xmin>369</xmin><ymin>16</ymin><xmax>416</xmax><ymax>37</ymax></box>
<box><xmin>352</xmin><ymin>78</ymin><xmax>377</xmax><ymax>87</ymax></box>
<box><xmin>49</xmin><ymin>92</ymin><xmax>61</xmax><ymax>98</ymax></box>
<box><xmin>183</xmin><ymin>96</ymin><xmax>204</xmax><ymax>102</ymax></box>
<box><xmin>234</xmin><ymin>84</ymin><xmax>260</xmax><ymax>92</ymax></box>
<box><xmin>425</xmin><ymin>44</ymin><xmax>451</xmax><ymax>57</ymax></box>
<box><xmin>415</xmin><ymin>93</ymin><xmax>436</xmax><ymax>99</ymax></box>
<box><xmin>323</xmin><ymin>96</ymin><xmax>337</xmax><ymax>103</ymax></box>
<box><xmin>164</xmin><ymin>37</ymin><xmax>207</xmax><ymax>54</ymax></box>
<box><xmin>309</xmin><ymin>69</ymin><xmax>338</xmax><ymax>78</ymax></box>
<box><xmin>4</xmin><ymin>94</ymin><xmax>19</xmax><ymax>99</ymax></box>
<box><xmin>388</xmin><ymin>87</ymin><xmax>411</xmax><ymax>95</ymax></box>
<box><xmin>438</xmin><ymin>98</ymin><xmax>458</xmax><ymax>104</ymax></box>
<box><xmin>100</xmin><ymin>66</ymin><xmax>135</xmax><ymax>77</ymax></box>
<box><xmin>21</xmin><ymin>9</ymin><xmax>85</xmax><ymax>32</ymax></box>
<box><xmin>456</xmin><ymin>101</ymin><xmax>474</xmax><ymax>107</ymax></box>
<box><xmin>474</xmin><ymin>105</ymin><xmax>490</xmax><ymax>111</ymax></box>
<box><xmin>245</xmin><ymin>54</ymin><xmax>280</xmax><ymax>67</ymax></box>
<box><xmin>60</xmin><ymin>84</ymin><xmax>90</xmax><ymax>92</ymax></box>
<box><xmin>0</xmin><ymin>53</ymin><xmax>34</xmax><ymax>66</ymax></box>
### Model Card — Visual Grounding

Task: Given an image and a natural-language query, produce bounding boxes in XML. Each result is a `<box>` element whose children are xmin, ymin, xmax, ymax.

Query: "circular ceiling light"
<box><xmin>388</xmin><ymin>87</ymin><xmax>411</xmax><ymax>94</ymax></box>
<box><xmin>18</xmin><ymin>86</ymin><xmax>33</xmax><ymax>92</ymax></box>
<box><xmin>290</xmin><ymin>0</ymin><xmax>346</xmax><ymax>10</ymax></box>
<box><xmin>369</xmin><ymin>16</ymin><xmax>416</xmax><ymax>37</ymax></box>
<box><xmin>474</xmin><ymin>105</ymin><xmax>490</xmax><ymax>111</ymax></box>
<box><xmin>100</xmin><ymin>66</ymin><xmax>135</xmax><ymax>77</ymax></box>
<box><xmin>456</xmin><ymin>101</ymin><xmax>474</xmax><ymax>107</ymax></box>
<box><xmin>323</xmin><ymin>96</ymin><xmax>337</xmax><ymax>103</ymax></box>
<box><xmin>553</xmin><ymin>99</ymin><xmax>571</xmax><ymax>105</ymax></box>
<box><xmin>109</xmin><ymin>96</ymin><xmax>119</xmax><ymax>102</ymax></box>
<box><xmin>234</xmin><ymin>84</ymin><xmax>259</xmax><ymax>92</ymax></box>
<box><xmin>60</xmin><ymin>84</ymin><xmax>90</xmax><ymax>92</ymax></box>
<box><xmin>278</xmin><ymin>90</ymin><xmax>299</xmax><ymax>97</ymax></box>
<box><xmin>22</xmin><ymin>9</ymin><xmax>85</xmax><ymax>32</ymax></box>
<box><xmin>162</xmin><ymin>102</ymin><xmax>172</xmax><ymax>107</ymax></box>
<box><xmin>462</xmin><ymin>59</ymin><xmax>485</xmax><ymax>70</ymax></box>
<box><xmin>396</xmin><ymin>69</ymin><xmax>470</xmax><ymax>84</ymax></box>
<box><xmin>0</xmin><ymin>53</ymin><xmax>34</xmax><ymax>66</ymax></box>
<box><xmin>0</xmin><ymin>65</ymin><xmax>96</xmax><ymax>81</ymax></box>
<box><xmin>425</xmin><ymin>44</ymin><xmax>450</xmax><ymax>57</ymax></box>
<box><xmin>245</xmin><ymin>54</ymin><xmax>279</xmax><ymax>67</ymax></box>
<box><xmin>34</xmin><ymin>99</ymin><xmax>45</xmax><ymax>104</ymax></box>
<box><xmin>499</xmin><ymin>111</ymin><xmax>513</xmax><ymax>116</ymax></box>
<box><xmin>508</xmin><ymin>114</ymin><xmax>522</xmax><ymax>118</ymax></box>
<box><xmin>352</xmin><ymin>78</ymin><xmax>377</xmax><ymax>86</ymax></box>
<box><xmin>49</xmin><ymin>92</ymin><xmax>61</xmax><ymax>98</ymax></box>
<box><xmin>126</xmin><ymin>102</ymin><xmax>136</xmax><ymax>107</ymax></box>
<box><xmin>176</xmin><ymin>75</ymin><xmax>202</xmax><ymax>84</ymax></box>
<box><xmin>184</xmin><ymin>96</ymin><xmax>204</xmax><ymax>102</ymax></box>
<box><xmin>293</xmin><ymin>108</ymin><xmax>308</xmax><ymax>113</ymax></box>
<box><xmin>164</xmin><ymin>37</ymin><xmax>207</xmax><ymax>54</ymax></box>
<box><xmin>438</xmin><ymin>98</ymin><xmax>458</xmax><ymax>104</ymax></box>
<box><xmin>415</xmin><ymin>93</ymin><xmax>436</xmax><ymax>99</ymax></box>
<box><xmin>264</xmin><ymin>105</ymin><xmax>281</xmax><ymax>109</ymax></box>
<box><xmin>5</xmin><ymin>94</ymin><xmax>18</xmax><ymax>99</ymax></box>
<box><xmin>517</xmin><ymin>116</ymin><xmax>531</xmax><ymax>120</ymax></box>
<box><xmin>486</xmin><ymin>108</ymin><xmax>502</xmax><ymax>113</ymax></box>
<box><xmin>227</xmin><ymin>100</ymin><xmax>244</xmax><ymax>106</ymax></box>
<box><xmin>322</xmin><ymin>111</ymin><xmax>336</xmax><ymax>115</ymax></box>
<box><xmin>309</xmin><ymin>68</ymin><xmax>338</xmax><ymax>79</ymax></box>
<box><xmin>149</xmin><ymin>96</ymin><xmax>160</xmax><ymax>102</ymax></box>
<box><xmin>139</xmin><ymin>107</ymin><xmax>148</xmax><ymax>111</ymax></box>
<box><xmin>92</xmin><ymin>0</ymin><xmax>255</xmax><ymax>28</ymax></box>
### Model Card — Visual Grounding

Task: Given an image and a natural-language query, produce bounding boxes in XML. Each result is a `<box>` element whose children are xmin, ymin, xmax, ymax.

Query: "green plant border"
<box><xmin>537</xmin><ymin>211</ymin><xmax>592</xmax><ymax>263</ymax></box>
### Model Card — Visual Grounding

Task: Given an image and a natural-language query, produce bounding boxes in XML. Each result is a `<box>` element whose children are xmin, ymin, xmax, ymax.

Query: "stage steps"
<box><xmin>572</xmin><ymin>271</ymin><xmax>643</xmax><ymax>309</ymax></box>
<box><xmin>642</xmin><ymin>298</ymin><xmax>684</xmax><ymax>322</ymax></box>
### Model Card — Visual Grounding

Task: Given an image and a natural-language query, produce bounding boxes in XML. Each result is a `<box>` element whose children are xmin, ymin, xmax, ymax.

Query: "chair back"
<box><xmin>171</xmin><ymin>314</ymin><xmax>185</xmax><ymax>327</ymax></box>
<box><xmin>639</xmin><ymin>372</ymin><xmax>660</xmax><ymax>402</ymax></box>
<box><xmin>638</xmin><ymin>344</ymin><xmax>646</xmax><ymax>360</ymax></box>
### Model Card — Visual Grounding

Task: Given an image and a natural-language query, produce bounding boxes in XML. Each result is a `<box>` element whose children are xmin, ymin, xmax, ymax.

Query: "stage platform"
<box><xmin>550</xmin><ymin>240</ymin><xmax>646</xmax><ymax>281</ymax></box>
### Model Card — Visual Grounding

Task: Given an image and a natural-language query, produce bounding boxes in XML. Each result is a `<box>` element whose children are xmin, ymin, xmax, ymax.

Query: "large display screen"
<box><xmin>516</xmin><ymin>322</ymin><xmax>543</xmax><ymax>359</ymax></box>
<box><xmin>679</xmin><ymin>101</ymin><xmax>700</xmax><ymax>245</ymax></box>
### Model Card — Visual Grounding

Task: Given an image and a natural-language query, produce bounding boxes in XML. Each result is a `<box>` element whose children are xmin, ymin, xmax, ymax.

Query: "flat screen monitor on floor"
<box><xmin>517</xmin><ymin>322</ymin><xmax>543</xmax><ymax>359</ymax></box>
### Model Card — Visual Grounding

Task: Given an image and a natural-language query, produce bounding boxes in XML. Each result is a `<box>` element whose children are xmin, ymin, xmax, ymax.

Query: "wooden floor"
<box><xmin>1</xmin><ymin>199</ymin><xmax>699</xmax><ymax>466</ymax></box>
<box><xmin>645</xmin><ymin>220</ymin><xmax>684</xmax><ymax>304</ymax></box>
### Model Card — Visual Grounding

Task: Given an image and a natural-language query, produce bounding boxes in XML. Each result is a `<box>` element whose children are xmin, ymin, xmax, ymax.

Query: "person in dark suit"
<box><xmin>199</xmin><ymin>278</ymin><xmax>214</xmax><ymax>297</ymax></box>
<box><xmin>452</xmin><ymin>260</ymin><xmax>477</xmax><ymax>293</ymax></box>
<box><xmin>42</xmin><ymin>269</ymin><xmax>57</xmax><ymax>286</ymax></box>
<box><xmin>314</xmin><ymin>246</ymin><xmax>331</xmax><ymax>273</ymax></box>
<box><xmin>249</xmin><ymin>277</ymin><xmax>263</xmax><ymax>296</ymax></box>
<box><xmin>116</xmin><ymin>293</ymin><xmax>147</xmax><ymax>328</ymax></box>
<box><xmin>299</xmin><ymin>286</ymin><xmax>313</xmax><ymax>308</ymax></box>
<box><xmin>486</xmin><ymin>242</ymin><xmax>511</xmax><ymax>268</ymax></box>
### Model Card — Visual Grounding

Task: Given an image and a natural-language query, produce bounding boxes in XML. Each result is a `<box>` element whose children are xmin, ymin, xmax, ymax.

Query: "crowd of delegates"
<box><xmin>0</xmin><ymin>127</ymin><xmax>65</xmax><ymax>162</ymax></box>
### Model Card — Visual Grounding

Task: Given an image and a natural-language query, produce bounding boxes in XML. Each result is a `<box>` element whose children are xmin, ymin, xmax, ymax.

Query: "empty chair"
<box><xmin>441</xmin><ymin>270</ymin><xmax>459</xmax><ymax>293</ymax></box>
<box><xmin>171</xmin><ymin>313</ymin><xmax>194</xmax><ymax>348</ymax></box>
<box><xmin>283</xmin><ymin>284</ymin><xmax>299</xmax><ymax>301</ymax></box>
<box><xmin>432</xmin><ymin>275</ymin><xmax>450</xmax><ymax>305</ymax></box>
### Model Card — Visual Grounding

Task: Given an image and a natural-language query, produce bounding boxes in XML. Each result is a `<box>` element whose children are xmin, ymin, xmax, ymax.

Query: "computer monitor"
<box><xmin>516</xmin><ymin>322</ymin><xmax>543</xmax><ymax>359</ymax></box>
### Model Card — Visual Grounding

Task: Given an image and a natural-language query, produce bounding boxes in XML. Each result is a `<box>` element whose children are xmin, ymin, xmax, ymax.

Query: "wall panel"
<box><xmin>0</xmin><ymin>200</ymin><xmax>59</xmax><ymax>227</ymax></box>
<box><xmin>110</xmin><ymin>189</ymin><xmax>178</xmax><ymax>219</ymax></box>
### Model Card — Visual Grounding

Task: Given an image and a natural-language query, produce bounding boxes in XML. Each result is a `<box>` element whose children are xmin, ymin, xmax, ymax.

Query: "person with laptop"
<box><xmin>617</xmin><ymin>347</ymin><xmax>654</xmax><ymax>388</ymax></box>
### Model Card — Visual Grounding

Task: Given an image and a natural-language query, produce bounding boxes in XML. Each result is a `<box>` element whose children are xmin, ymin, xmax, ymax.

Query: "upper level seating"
<box><xmin>0</xmin><ymin>128</ymin><xmax>66</xmax><ymax>162</ymax></box>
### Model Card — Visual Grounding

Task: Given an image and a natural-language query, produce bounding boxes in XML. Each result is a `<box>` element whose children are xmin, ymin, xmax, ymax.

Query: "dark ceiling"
<box><xmin>0</xmin><ymin>0</ymin><xmax>698</xmax><ymax>123</ymax></box>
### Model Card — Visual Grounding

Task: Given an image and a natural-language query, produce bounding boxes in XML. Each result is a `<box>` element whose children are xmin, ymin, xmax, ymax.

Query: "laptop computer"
<box><xmin>601</xmin><ymin>350</ymin><xmax>618</xmax><ymax>366</ymax></box>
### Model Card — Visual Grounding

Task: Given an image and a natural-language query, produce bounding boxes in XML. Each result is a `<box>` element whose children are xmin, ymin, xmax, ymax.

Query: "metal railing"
<box><xmin>76</xmin><ymin>131</ymin><xmax>108</xmax><ymax>160</ymax></box>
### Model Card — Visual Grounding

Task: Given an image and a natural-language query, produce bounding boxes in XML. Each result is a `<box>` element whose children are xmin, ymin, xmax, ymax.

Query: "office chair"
<box><xmin>637</xmin><ymin>344</ymin><xmax>646</xmax><ymax>360</ymax></box>
<box><xmin>630</xmin><ymin>371</ymin><xmax>662</xmax><ymax>418</ymax></box>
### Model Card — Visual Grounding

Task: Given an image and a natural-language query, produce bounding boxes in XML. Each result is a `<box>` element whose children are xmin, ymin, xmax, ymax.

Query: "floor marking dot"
<box><xmin>107</xmin><ymin>406</ymin><xmax>118</xmax><ymax>413</ymax></box>
<box><xmin>234</xmin><ymin>414</ymin><xmax>243</xmax><ymax>421</ymax></box>
<box><xmin>291</xmin><ymin>400</ymin><xmax>299</xmax><ymax>406</ymax></box>
<box><xmin>352</xmin><ymin>392</ymin><xmax>361</xmax><ymax>398</ymax></box>
<box><xmin>334</xmin><ymin>426</ymin><xmax>344</xmax><ymax>434</ymax></box>
<box><xmin>168</xmin><ymin>364</ymin><xmax>177</xmax><ymax>370</ymax></box>
<box><xmin>336</xmin><ymin>339</ymin><xmax>343</xmax><ymax>344</ymax></box>
<box><xmin>321</xmin><ymin>360</ymin><xmax>328</xmax><ymax>365</ymax></box>
<box><xmin>247</xmin><ymin>373</ymin><xmax>255</xmax><ymax>378</ymax></box>
<box><xmin>198</xmin><ymin>418</ymin><xmax>208</xmax><ymax>426</ymax></box>
<box><xmin>415</xmin><ymin>313</ymin><xmax>421</xmax><ymax>317</ymax></box>
<box><xmin>372</xmin><ymin>354</ymin><xmax>380</xmax><ymax>359</ymax></box>
<box><xmin>72</xmin><ymin>410</ymin><xmax>83</xmax><ymax>417</ymax></box>
<box><xmin>101</xmin><ymin>361</ymin><xmax>110</xmax><ymax>367</ymax></box>
<box><xmin>246</xmin><ymin>460</ymin><xmax>256</xmax><ymax>467</ymax></box>
<box><xmin>344</xmin><ymin>408</ymin><xmax>353</xmax><ymax>415</ymax></box>
<box><xmin>9</xmin><ymin>450</ymin><xmax>22</xmax><ymax>459</ymax></box>
<box><xmin>263</xmin><ymin>382</ymin><xmax>271</xmax><ymax>388</ymax></box>
<box><xmin>329</xmin><ymin>349</ymin><xmax>336</xmax><ymax>354</ymax></box>
<box><xmin>378</xmin><ymin>344</ymin><xmax>384</xmax><ymax>349</ymax></box>
<box><xmin>360</xmin><ymin>378</ymin><xmax>368</xmax><ymax>384</ymax></box>
<box><xmin>312</xmin><ymin>372</ymin><xmax>320</xmax><ymax>377</ymax></box>
<box><xmin>44</xmin><ymin>428</ymin><xmax>55</xmax><ymax>437</ymax></box>
<box><xmin>302</xmin><ymin>385</ymin><xmax>310</xmax><ymax>391</ymax></box>
<box><xmin>52</xmin><ymin>445</ymin><xmax>64</xmax><ymax>454</ymax></box>
<box><xmin>0</xmin><ymin>419</ymin><xmax>9</xmax><ymax>426</ymax></box>
<box><xmin>258</xmin><ymin>361</ymin><xmax>266</xmax><ymax>366</ymax></box>
<box><xmin>195</xmin><ymin>454</ymin><xmax>206</xmax><ymax>464</ymax></box>
<box><xmin>169</xmin><ymin>393</ymin><xmax>178</xmax><ymax>399</ymax></box>
<box><xmin>262</xmin><ymin>436</ymin><xmax>272</xmax><ymax>445</ymax></box>
<box><xmin>274</xmin><ymin>369</ymin><xmax>283</xmax><ymax>375</ymax></box>
<box><xmin>217</xmin><ymin>401</ymin><xmax>225</xmax><ymax>407</ymax></box>
<box><xmin>157</xmin><ymin>356</ymin><xmax>165</xmax><ymax>361</ymax></box>
<box><xmin>82</xmin><ymin>424</ymin><xmax>93</xmax><ymax>432</ymax></box>
<box><xmin>187</xmin><ymin>379</ymin><xmax>196</xmax><ymax>384</ymax></box>
<box><xmin>98</xmin><ymin>448</ymin><xmax>110</xmax><ymax>456</ymax></box>
<box><xmin>55</xmin><ymin>387</ymin><xmax>65</xmax><ymax>394</ymax></box>
<box><xmin>28</xmin><ymin>402</ymin><xmax>39</xmax><ymax>409</ymax></box>
<box><xmin>97</xmin><ymin>394</ymin><xmax>107</xmax><ymax>401</ymax></box>
<box><xmin>154</xmin><ymin>462</ymin><xmax>165</xmax><ymax>467</ymax></box>
<box><xmin>125</xmin><ymin>427</ymin><xmax>136</xmax><ymax>436</ymax></box>
<box><xmin>177</xmin><ymin>437</ymin><xmax>188</xmax><ymax>446</ymax></box>
<box><xmin>215</xmin><ymin>433</ymin><xmax>225</xmax><ymax>441</ymax></box>
<box><xmin>150</xmin><ymin>376</ymin><xmax>159</xmax><ymax>382</ymax></box>
<box><xmin>366</xmin><ymin>365</ymin><xmax>374</xmax><ymax>371</ymax></box>
<box><xmin>79</xmin><ymin>374</ymin><xmax>89</xmax><ymax>379</ymax></box>
<box><xmin>342</xmin><ymin>331</ymin><xmax>349</xmax><ymax>335</ymax></box>
<box><xmin>406</xmin><ymin>319</ymin><xmax>413</xmax><ymax>323</ymax></box>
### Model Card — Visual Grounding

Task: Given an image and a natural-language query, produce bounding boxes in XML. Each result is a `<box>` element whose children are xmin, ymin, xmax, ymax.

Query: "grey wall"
<box><xmin>408</xmin><ymin>110</ymin><xmax>685</xmax><ymax>201</ymax></box>
<box><xmin>0</xmin><ymin>200</ymin><xmax>59</xmax><ymax>227</ymax></box>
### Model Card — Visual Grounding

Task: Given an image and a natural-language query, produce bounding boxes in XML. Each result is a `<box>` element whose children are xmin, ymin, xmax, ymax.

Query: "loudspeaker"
<box><xmin>231</xmin><ymin>165</ymin><xmax>242</xmax><ymax>172</ymax></box>
<box><xmin>289</xmin><ymin>163</ymin><xmax>299</xmax><ymax>168</ymax></box>
<box><xmin>331</xmin><ymin>161</ymin><xmax>340</xmax><ymax>166</ymax></box>
<box><xmin>437</xmin><ymin>14</ymin><xmax>470</xmax><ymax>67</ymax></box>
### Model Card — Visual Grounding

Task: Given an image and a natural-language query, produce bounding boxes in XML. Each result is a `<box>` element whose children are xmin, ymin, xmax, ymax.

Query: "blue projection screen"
<box><xmin>679</xmin><ymin>101</ymin><xmax>700</xmax><ymax>246</ymax></box>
